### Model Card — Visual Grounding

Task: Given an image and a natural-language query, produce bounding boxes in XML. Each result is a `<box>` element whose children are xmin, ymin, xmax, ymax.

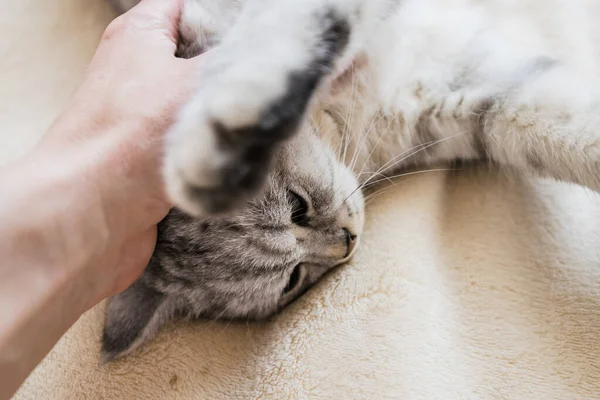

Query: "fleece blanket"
<box><xmin>5</xmin><ymin>1</ymin><xmax>600</xmax><ymax>399</ymax></box>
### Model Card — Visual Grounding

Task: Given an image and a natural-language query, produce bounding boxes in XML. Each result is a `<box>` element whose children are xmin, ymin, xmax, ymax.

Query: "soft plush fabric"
<box><xmin>6</xmin><ymin>1</ymin><xmax>600</xmax><ymax>399</ymax></box>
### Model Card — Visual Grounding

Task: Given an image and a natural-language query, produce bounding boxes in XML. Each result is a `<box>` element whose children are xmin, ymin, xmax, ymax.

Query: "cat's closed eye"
<box><xmin>288</xmin><ymin>190</ymin><xmax>309</xmax><ymax>226</ymax></box>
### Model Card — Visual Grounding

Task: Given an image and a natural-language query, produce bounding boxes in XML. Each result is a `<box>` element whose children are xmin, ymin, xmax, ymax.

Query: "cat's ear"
<box><xmin>101</xmin><ymin>279</ymin><xmax>171</xmax><ymax>362</ymax></box>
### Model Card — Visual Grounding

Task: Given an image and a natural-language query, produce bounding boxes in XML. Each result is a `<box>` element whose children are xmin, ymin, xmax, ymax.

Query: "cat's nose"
<box><xmin>343</xmin><ymin>228</ymin><xmax>358</xmax><ymax>258</ymax></box>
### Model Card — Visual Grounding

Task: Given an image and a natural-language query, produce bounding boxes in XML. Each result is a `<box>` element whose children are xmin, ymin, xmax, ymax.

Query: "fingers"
<box><xmin>131</xmin><ymin>0</ymin><xmax>183</xmax><ymax>33</ymax></box>
<box><xmin>111</xmin><ymin>0</ymin><xmax>184</xmax><ymax>54</ymax></box>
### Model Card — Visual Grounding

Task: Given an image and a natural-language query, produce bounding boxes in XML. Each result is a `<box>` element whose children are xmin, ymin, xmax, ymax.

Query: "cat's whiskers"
<box><xmin>354</xmin><ymin>109</ymin><xmax>395</xmax><ymax>179</ymax></box>
<box><xmin>362</xmin><ymin>167</ymin><xmax>456</xmax><ymax>190</ymax></box>
<box><xmin>364</xmin><ymin>188</ymin><xmax>394</xmax><ymax>206</ymax></box>
<box><xmin>344</xmin><ymin>131</ymin><xmax>466</xmax><ymax>202</ymax></box>
<box><xmin>364</xmin><ymin>185</ymin><xmax>397</xmax><ymax>205</ymax></box>
<box><xmin>362</xmin><ymin>170</ymin><xmax>445</xmax><ymax>207</ymax></box>
<box><xmin>336</xmin><ymin>121</ymin><xmax>347</xmax><ymax>163</ymax></box>
<box><xmin>348</xmin><ymin>89</ymin><xmax>379</xmax><ymax>172</ymax></box>
<box><xmin>204</xmin><ymin>307</ymin><xmax>231</xmax><ymax>330</ymax></box>
<box><xmin>340</xmin><ymin>111</ymin><xmax>396</xmax><ymax>203</ymax></box>
<box><xmin>344</xmin><ymin>141</ymin><xmax>429</xmax><ymax>202</ymax></box>
<box><xmin>218</xmin><ymin>317</ymin><xmax>236</xmax><ymax>336</ymax></box>
<box><xmin>362</xmin><ymin>130</ymin><xmax>466</xmax><ymax>183</ymax></box>
<box><xmin>341</xmin><ymin>64</ymin><xmax>360</xmax><ymax>164</ymax></box>
<box><xmin>349</xmin><ymin>107</ymin><xmax>387</xmax><ymax>174</ymax></box>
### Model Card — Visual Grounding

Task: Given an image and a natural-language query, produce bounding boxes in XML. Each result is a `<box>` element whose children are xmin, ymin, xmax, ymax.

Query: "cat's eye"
<box><xmin>288</xmin><ymin>190</ymin><xmax>309</xmax><ymax>226</ymax></box>
<box><xmin>283</xmin><ymin>265</ymin><xmax>304</xmax><ymax>295</ymax></box>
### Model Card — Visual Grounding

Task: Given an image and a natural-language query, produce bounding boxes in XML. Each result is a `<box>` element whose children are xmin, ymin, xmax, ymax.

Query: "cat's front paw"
<box><xmin>164</xmin><ymin>70</ymin><xmax>313</xmax><ymax>217</ymax></box>
<box><xmin>166</xmin><ymin>4</ymin><xmax>351</xmax><ymax>217</ymax></box>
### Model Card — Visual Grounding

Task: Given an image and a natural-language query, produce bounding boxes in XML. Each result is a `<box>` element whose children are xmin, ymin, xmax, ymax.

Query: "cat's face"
<box><xmin>156</xmin><ymin>127</ymin><xmax>364</xmax><ymax>318</ymax></box>
<box><xmin>102</xmin><ymin>125</ymin><xmax>364</xmax><ymax>360</ymax></box>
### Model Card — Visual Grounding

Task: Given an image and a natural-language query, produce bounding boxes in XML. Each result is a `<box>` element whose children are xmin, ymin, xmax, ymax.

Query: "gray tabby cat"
<box><xmin>103</xmin><ymin>0</ymin><xmax>600</xmax><ymax>360</ymax></box>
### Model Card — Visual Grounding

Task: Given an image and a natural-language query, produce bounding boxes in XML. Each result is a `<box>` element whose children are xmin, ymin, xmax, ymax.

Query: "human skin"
<box><xmin>0</xmin><ymin>0</ymin><xmax>202</xmax><ymax>397</ymax></box>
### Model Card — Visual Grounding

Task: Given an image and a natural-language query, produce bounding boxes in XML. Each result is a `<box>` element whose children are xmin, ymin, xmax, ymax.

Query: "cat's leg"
<box><xmin>477</xmin><ymin>64</ymin><xmax>600</xmax><ymax>191</ymax></box>
<box><xmin>166</xmin><ymin>0</ymin><xmax>395</xmax><ymax>217</ymax></box>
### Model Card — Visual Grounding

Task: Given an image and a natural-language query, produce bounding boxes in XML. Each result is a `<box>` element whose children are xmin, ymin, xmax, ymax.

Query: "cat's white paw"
<box><xmin>166</xmin><ymin>5</ymin><xmax>352</xmax><ymax>217</ymax></box>
<box><xmin>163</xmin><ymin>58</ymin><xmax>315</xmax><ymax>217</ymax></box>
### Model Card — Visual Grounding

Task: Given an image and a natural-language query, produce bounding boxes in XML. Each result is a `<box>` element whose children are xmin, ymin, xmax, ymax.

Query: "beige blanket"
<box><xmin>6</xmin><ymin>1</ymin><xmax>600</xmax><ymax>399</ymax></box>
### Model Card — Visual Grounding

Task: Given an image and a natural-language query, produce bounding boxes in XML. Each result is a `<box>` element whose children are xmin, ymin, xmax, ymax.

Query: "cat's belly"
<box><xmin>322</xmin><ymin>0</ymin><xmax>600</xmax><ymax>183</ymax></box>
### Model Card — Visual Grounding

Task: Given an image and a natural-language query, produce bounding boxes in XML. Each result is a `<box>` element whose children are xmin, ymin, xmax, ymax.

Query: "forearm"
<box><xmin>0</xmin><ymin>153</ymin><xmax>108</xmax><ymax>399</ymax></box>
<box><xmin>0</xmin><ymin>1</ymin><xmax>195</xmax><ymax>395</ymax></box>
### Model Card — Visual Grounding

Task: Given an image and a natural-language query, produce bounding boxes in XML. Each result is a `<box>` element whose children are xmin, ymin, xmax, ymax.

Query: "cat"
<box><xmin>103</xmin><ymin>0</ymin><xmax>600</xmax><ymax>361</ymax></box>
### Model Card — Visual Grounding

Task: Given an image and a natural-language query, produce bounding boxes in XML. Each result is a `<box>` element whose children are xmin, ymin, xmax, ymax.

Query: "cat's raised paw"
<box><xmin>163</xmin><ymin>71</ymin><xmax>316</xmax><ymax>217</ymax></box>
<box><xmin>165</xmin><ymin>5</ymin><xmax>352</xmax><ymax>217</ymax></box>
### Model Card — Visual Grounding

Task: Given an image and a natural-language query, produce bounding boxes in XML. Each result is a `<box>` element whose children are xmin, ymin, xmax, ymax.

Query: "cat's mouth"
<box><xmin>335</xmin><ymin>229</ymin><xmax>360</xmax><ymax>266</ymax></box>
<box><xmin>344</xmin><ymin>228</ymin><xmax>358</xmax><ymax>258</ymax></box>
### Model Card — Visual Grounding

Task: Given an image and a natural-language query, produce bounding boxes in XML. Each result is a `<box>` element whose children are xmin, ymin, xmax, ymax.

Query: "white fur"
<box><xmin>167</xmin><ymin>0</ymin><xmax>600</xmax><ymax>215</ymax></box>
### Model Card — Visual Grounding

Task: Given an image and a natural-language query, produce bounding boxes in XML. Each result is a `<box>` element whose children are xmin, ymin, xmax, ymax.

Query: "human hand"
<box><xmin>0</xmin><ymin>1</ymin><xmax>206</xmax><ymax>395</ymax></box>
<box><xmin>34</xmin><ymin>0</ymin><xmax>202</xmax><ymax>304</ymax></box>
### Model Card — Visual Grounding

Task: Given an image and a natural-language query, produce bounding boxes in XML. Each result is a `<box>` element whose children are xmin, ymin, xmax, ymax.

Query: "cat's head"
<box><xmin>101</xmin><ymin>122</ymin><xmax>364</xmax><ymax>361</ymax></box>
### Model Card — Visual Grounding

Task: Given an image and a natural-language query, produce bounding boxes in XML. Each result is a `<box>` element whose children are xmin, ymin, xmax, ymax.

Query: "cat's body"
<box><xmin>104</xmin><ymin>0</ymin><xmax>600</xmax><ymax>360</ymax></box>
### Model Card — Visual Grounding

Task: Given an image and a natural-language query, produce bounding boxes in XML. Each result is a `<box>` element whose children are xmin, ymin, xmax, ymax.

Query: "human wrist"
<box><xmin>0</xmin><ymin>152</ymin><xmax>114</xmax><ymax>398</ymax></box>
<box><xmin>0</xmin><ymin>151</ymin><xmax>113</xmax><ymax>307</ymax></box>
